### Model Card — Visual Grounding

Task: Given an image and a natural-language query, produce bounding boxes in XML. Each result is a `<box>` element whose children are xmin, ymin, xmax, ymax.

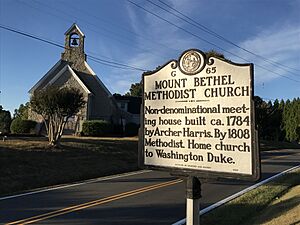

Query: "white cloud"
<box><xmin>104</xmin><ymin>0</ymin><xmax>200</xmax><ymax>94</ymax></box>
<box><xmin>231</xmin><ymin>25</ymin><xmax>300</xmax><ymax>84</ymax></box>
<box><xmin>109</xmin><ymin>1</ymin><xmax>300</xmax><ymax>95</ymax></box>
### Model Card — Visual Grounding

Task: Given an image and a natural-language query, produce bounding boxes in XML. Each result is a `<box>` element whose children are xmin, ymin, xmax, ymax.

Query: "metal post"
<box><xmin>186</xmin><ymin>176</ymin><xmax>201</xmax><ymax>225</ymax></box>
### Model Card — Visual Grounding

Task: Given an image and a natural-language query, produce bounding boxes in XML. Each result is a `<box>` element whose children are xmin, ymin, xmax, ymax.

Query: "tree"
<box><xmin>124</xmin><ymin>50</ymin><xmax>228</xmax><ymax>98</ymax></box>
<box><xmin>205</xmin><ymin>50</ymin><xmax>225</xmax><ymax>59</ymax></box>
<box><xmin>205</xmin><ymin>50</ymin><xmax>232</xmax><ymax>63</ymax></box>
<box><xmin>296</xmin><ymin>126</ymin><xmax>300</xmax><ymax>141</ymax></box>
<box><xmin>253</xmin><ymin>96</ymin><xmax>269</xmax><ymax>138</ymax></box>
<box><xmin>269</xmin><ymin>99</ymin><xmax>284</xmax><ymax>141</ymax></box>
<box><xmin>0</xmin><ymin>106</ymin><xmax>12</xmax><ymax>134</ymax></box>
<box><xmin>283</xmin><ymin>98</ymin><xmax>300</xmax><ymax>142</ymax></box>
<box><xmin>30</xmin><ymin>86</ymin><xmax>85</xmax><ymax>147</ymax></box>
<box><xmin>125</xmin><ymin>82</ymin><xmax>142</xmax><ymax>97</ymax></box>
<box><xmin>14</xmin><ymin>102</ymin><xmax>29</xmax><ymax>119</ymax></box>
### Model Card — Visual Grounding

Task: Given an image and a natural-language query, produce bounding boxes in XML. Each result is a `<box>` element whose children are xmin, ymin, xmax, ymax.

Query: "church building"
<box><xmin>29</xmin><ymin>24</ymin><xmax>129</xmax><ymax>134</ymax></box>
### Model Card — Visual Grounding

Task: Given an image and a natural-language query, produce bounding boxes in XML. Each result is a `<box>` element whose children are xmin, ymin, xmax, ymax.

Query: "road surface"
<box><xmin>0</xmin><ymin>148</ymin><xmax>299</xmax><ymax>225</ymax></box>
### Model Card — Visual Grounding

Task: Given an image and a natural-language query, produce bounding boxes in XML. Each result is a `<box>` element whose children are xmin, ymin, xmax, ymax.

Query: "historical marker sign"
<box><xmin>139</xmin><ymin>49</ymin><xmax>260</xmax><ymax>181</ymax></box>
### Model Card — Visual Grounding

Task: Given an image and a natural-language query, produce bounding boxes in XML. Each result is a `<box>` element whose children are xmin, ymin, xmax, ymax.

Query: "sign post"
<box><xmin>139</xmin><ymin>49</ymin><xmax>260</xmax><ymax>224</ymax></box>
<box><xmin>186</xmin><ymin>176</ymin><xmax>201</xmax><ymax>225</ymax></box>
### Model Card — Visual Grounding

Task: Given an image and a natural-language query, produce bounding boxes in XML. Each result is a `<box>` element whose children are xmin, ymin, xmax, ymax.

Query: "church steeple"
<box><xmin>61</xmin><ymin>24</ymin><xmax>87</xmax><ymax>72</ymax></box>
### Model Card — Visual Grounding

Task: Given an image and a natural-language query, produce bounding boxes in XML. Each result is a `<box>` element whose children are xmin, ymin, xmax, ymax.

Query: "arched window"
<box><xmin>69</xmin><ymin>33</ymin><xmax>80</xmax><ymax>47</ymax></box>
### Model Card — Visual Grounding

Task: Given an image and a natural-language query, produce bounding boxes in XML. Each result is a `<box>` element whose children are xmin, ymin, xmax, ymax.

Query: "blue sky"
<box><xmin>0</xmin><ymin>0</ymin><xmax>299</xmax><ymax>114</ymax></box>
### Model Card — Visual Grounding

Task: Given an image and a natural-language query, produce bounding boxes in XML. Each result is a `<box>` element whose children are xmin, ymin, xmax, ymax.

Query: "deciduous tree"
<box><xmin>14</xmin><ymin>102</ymin><xmax>29</xmax><ymax>120</ymax></box>
<box><xmin>125</xmin><ymin>82</ymin><xmax>142</xmax><ymax>97</ymax></box>
<box><xmin>30</xmin><ymin>86</ymin><xmax>85</xmax><ymax>147</ymax></box>
<box><xmin>0</xmin><ymin>106</ymin><xmax>11</xmax><ymax>134</ymax></box>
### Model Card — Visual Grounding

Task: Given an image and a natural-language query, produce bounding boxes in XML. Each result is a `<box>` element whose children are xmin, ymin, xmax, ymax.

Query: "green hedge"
<box><xmin>82</xmin><ymin>120</ymin><xmax>113</xmax><ymax>136</ymax></box>
<box><xmin>10</xmin><ymin>119</ymin><xmax>37</xmax><ymax>134</ymax></box>
<box><xmin>125</xmin><ymin>123</ymin><xmax>139</xmax><ymax>137</ymax></box>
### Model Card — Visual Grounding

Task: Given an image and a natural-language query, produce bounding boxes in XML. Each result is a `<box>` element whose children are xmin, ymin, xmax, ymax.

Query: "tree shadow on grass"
<box><xmin>248</xmin><ymin>196</ymin><xmax>300</xmax><ymax>225</ymax></box>
<box><xmin>291</xmin><ymin>220</ymin><xmax>300</xmax><ymax>225</ymax></box>
<box><xmin>61</xmin><ymin>136</ymin><xmax>138</xmax><ymax>146</ymax></box>
<box><xmin>201</xmin><ymin>196</ymin><xmax>300</xmax><ymax>225</ymax></box>
<box><xmin>0</xmin><ymin>141</ymin><xmax>139</xmax><ymax>197</ymax></box>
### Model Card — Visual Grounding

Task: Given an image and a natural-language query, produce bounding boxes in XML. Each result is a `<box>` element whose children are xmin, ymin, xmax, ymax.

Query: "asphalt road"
<box><xmin>1</xmin><ymin>148</ymin><xmax>299</xmax><ymax>225</ymax></box>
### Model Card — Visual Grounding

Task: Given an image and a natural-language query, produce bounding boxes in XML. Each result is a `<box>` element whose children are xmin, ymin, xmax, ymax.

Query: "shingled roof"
<box><xmin>74</xmin><ymin>67</ymin><xmax>112</xmax><ymax>97</ymax></box>
<box><xmin>29</xmin><ymin>60</ymin><xmax>69</xmax><ymax>93</ymax></box>
<box><xmin>29</xmin><ymin>60</ymin><xmax>112</xmax><ymax>98</ymax></box>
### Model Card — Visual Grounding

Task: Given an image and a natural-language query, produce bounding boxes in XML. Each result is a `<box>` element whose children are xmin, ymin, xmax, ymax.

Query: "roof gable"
<box><xmin>64</xmin><ymin>23</ymin><xmax>85</xmax><ymax>37</ymax></box>
<box><xmin>29</xmin><ymin>59</ymin><xmax>114</xmax><ymax>102</ymax></box>
<box><xmin>29</xmin><ymin>60</ymin><xmax>68</xmax><ymax>94</ymax></box>
<box><xmin>47</xmin><ymin>65</ymin><xmax>91</xmax><ymax>94</ymax></box>
<box><xmin>29</xmin><ymin>61</ymin><xmax>92</xmax><ymax>94</ymax></box>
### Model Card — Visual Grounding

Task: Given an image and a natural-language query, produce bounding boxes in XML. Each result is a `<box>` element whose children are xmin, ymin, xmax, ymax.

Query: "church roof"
<box><xmin>29</xmin><ymin>60</ymin><xmax>112</xmax><ymax>98</ymax></box>
<box><xmin>29</xmin><ymin>60</ymin><xmax>69</xmax><ymax>94</ymax></box>
<box><xmin>74</xmin><ymin>70</ymin><xmax>106</xmax><ymax>96</ymax></box>
<box><xmin>81</xmin><ymin>61</ymin><xmax>112</xmax><ymax>97</ymax></box>
<box><xmin>50</xmin><ymin>64</ymin><xmax>91</xmax><ymax>94</ymax></box>
<box><xmin>64</xmin><ymin>23</ymin><xmax>85</xmax><ymax>37</ymax></box>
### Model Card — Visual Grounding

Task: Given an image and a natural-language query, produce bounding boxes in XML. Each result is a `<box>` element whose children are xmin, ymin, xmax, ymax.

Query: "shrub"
<box><xmin>82</xmin><ymin>120</ymin><xmax>113</xmax><ymax>136</ymax></box>
<box><xmin>124</xmin><ymin>123</ymin><xmax>139</xmax><ymax>137</ymax></box>
<box><xmin>10</xmin><ymin>118</ymin><xmax>37</xmax><ymax>134</ymax></box>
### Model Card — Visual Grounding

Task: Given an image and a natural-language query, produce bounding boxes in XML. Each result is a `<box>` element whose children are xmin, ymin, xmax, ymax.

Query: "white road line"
<box><xmin>172</xmin><ymin>165</ymin><xmax>300</xmax><ymax>225</ymax></box>
<box><xmin>0</xmin><ymin>170</ymin><xmax>151</xmax><ymax>201</ymax></box>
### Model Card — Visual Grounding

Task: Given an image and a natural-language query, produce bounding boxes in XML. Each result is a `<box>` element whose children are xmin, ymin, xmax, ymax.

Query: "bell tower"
<box><xmin>61</xmin><ymin>24</ymin><xmax>87</xmax><ymax>72</ymax></box>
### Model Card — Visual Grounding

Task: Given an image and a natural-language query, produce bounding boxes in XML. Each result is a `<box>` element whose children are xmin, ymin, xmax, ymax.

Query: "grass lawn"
<box><xmin>200</xmin><ymin>168</ymin><xmax>300</xmax><ymax>225</ymax></box>
<box><xmin>0</xmin><ymin>136</ymin><xmax>299</xmax><ymax>225</ymax></box>
<box><xmin>0</xmin><ymin>136</ymin><xmax>139</xmax><ymax>197</ymax></box>
<box><xmin>250</xmin><ymin>185</ymin><xmax>300</xmax><ymax>225</ymax></box>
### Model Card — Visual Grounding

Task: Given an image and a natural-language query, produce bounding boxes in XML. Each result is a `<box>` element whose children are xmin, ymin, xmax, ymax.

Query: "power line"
<box><xmin>1</xmin><ymin>22</ymin><xmax>299</xmax><ymax>84</ymax></box>
<box><xmin>88</xmin><ymin>58</ymin><xmax>138</xmax><ymax>70</ymax></box>
<box><xmin>254</xmin><ymin>64</ymin><xmax>299</xmax><ymax>82</ymax></box>
<box><xmin>23</xmin><ymin>0</ymin><xmax>171</xmax><ymax>60</ymax></box>
<box><xmin>127</xmin><ymin>0</ymin><xmax>300</xmax><ymax>83</ymax></box>
<box><xmin>127</xmin><ymin>0</ymin><xmax>235</xmax><ymax>56</ymax></box>
<box><xmin>0</xmin><ymin>24</ymin><xmax>146</xmax><ymax>72</ymax></box>
<box><xmin>61</xmin><ymin>0</ymin><xmax>181</xmax><ymax>54</ymax></box>
<box><xmin>19</xmin><ymin>0</ymin><xmax>299</xmax><ymax>82</ymax></box>
<box><xmin>88</xmin><ymin>55</ymin><xmax>146</xmax><ymax>72</ymax></box>
<box><xmin>0</xmin><ymin>24</ymin><xmax>65</xmax><ymax>49</ymax></box>
<box><xmin>152</xmin><ymin>0</ymin><xmax>300</xmax><ymax>74</ymax></box>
